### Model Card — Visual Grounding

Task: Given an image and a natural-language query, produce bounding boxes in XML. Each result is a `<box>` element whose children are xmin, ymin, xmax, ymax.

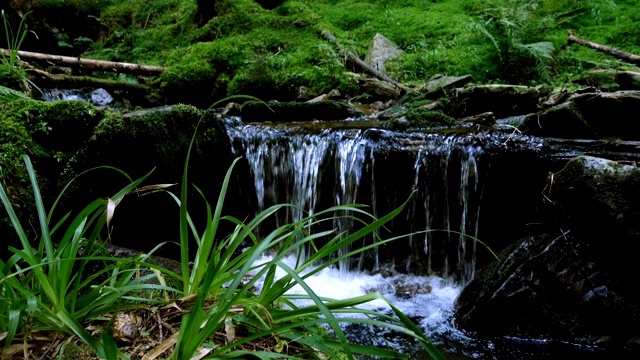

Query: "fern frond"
<box><xmin>515</xmin><ymin>41</ymin><xmax>556</xmax><ymax>81</ymax></box>
<box><xmin>0</xmin><ymin>85</ymin><xmax>30</xmax><ymax>101</ymax></box>
<box><xmin>471</xmin><ymin>20</ymin><xmax>504</xmax><ymax>63</ymax></box>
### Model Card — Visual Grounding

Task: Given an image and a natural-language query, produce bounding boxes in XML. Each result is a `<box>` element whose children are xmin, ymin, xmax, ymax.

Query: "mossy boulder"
<box><xmin>62</xmin><ymin>104</ymin><xmax>256</xmax><ymax>259</ymax></box>
<box><xmin>0</xmin><ymin>99</ymin><xmax>105</xmax><ymax>258</ymax></box>
<box><xmin>451</xmin><ymin>84</ymin><xmax>542</xmax><ymax>119</ymax></box>
<box><xmin>521</xmin><ymin>90</ymin><xmax>640</xmax><ymax>140</ymax></box>
<box><xmin>385</xmin><ymin>108</ymin><xmax>456</xmax><ymax>131</ymax></box>
<box><xmin>552</xmin><ymin>156</ymin><xmax>640</xmax><ymax>253</ymax></box>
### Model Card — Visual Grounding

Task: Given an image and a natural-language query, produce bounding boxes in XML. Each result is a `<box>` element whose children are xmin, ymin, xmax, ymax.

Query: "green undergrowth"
<box><xmin>0</xmin><ymin>101</ymin><xmax>449</xmax><ymax>358</ymax></box>
<box><xmin>74</xmin><ymin>0</ymin><xmax>638</xmax><ymax>98</ymax></box>
<box><xmin>9</xmin><ymin>0</ymin><xmax>640</xmax><ymax>102</ymax></box>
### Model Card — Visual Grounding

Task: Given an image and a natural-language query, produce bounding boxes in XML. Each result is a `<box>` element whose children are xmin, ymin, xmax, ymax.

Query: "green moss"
<box><xmin>35</xmin><ymin>0</ymin><xmax>639</xmax><ymax>103</ymax></box>
<box><xmin>0</xmin><ymin>98</ymin><xmax>105</xmax><ymax>240</ymax></box>
<box><xmin>385</xmin><ymin>109</ymin><xmax>457</xmax><ymax>131</ymax></box>
<box><xmin>0</xmin><ymin>64</ymin><xmax>27</xmax><ymax>92</ymax></box>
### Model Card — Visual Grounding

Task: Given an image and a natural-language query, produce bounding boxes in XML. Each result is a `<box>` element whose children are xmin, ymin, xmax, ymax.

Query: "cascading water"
<box><xmin>226</xmin><ymin>121</ymin><xmax>486</xmax><ymax>283</ymax></box>
<box><xmin>225</xmin><ymin>119</ymin><xmax>558</xmax><ymax>358</ymax></box>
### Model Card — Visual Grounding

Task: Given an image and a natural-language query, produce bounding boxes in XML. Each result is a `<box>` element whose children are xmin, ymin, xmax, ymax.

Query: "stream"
<box><xmin>225</xmin><ymin>119</ymin><xmax>616</xmax><ymax>359</ymax></box>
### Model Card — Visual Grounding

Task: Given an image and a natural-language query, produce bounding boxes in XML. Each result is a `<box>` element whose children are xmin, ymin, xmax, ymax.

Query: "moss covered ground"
<box><xmin>3</xmin><ymin>0</ymin><xmax>639</xmax><ymax>105</ymax></box>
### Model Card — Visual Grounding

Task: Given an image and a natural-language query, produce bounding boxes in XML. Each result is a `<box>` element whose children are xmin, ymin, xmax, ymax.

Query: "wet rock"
<box><xmin>455</xmin><ymin>231</ymin><xmax>640</xmax><ymax>348</ymax></box>
<box><xmin>364</xmin><ymin>33</ymin><xmax>403</xmax><ymax>72</ymax></box>
<box><xmin>296</xmin><ymin>86</ymin><xmax>312</xmax><ymax>101</ymax></box>
<box><xmin>520</xmin><ymin>101</ymin><xmax>592</xmax><ymax>139</ymax></box>
<box><xmin>452</xmin><ymin>84</ymin><xmax>541</xmax><ymax>119</ymax></box>
<box><xmin>521</xmin><ymin>90</ymin><xmax>640</xmax><ymax>139</ymax></box>
<box><xmin>240</xmin><ymin>100</ymin><xmax>364</xmax><ymax>122</ymax></box>
<box><xmin>422</xmin><ymin>74</ymin><xmax>473</xmax><ymax>95</ymax></box>
<box><xmin>90</xmin><ymin>88</ymin><xmax>114</xmax><ymax>106</ymax></box>
<box><xmin>552</xmin><ymin>156</ymin><xmax>640</xmax><ymax>257</ymax></box>
<box><xmin>455</xmin><ymin>155</ymin><xmax>640</xmax><ymax>352</ymax></box>
<box><xmin>359</xmin><ymin>77</ymin><xmax>403</xmax><ymax>100</ymax></box>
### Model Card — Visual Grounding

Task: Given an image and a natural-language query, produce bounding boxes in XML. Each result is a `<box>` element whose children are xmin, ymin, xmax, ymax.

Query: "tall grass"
<box><xmin>0</xmin><ymin>101</ymin><xmax>446</xmax><ymax>359</ymax></box>
<box><xmin>1</xmin><ymin>10</ymin><xmax>40</xmax><ymax>99</ymax></box>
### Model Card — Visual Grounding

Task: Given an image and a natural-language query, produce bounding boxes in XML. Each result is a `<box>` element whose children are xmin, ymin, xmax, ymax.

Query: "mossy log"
<box><xmin>321</xmin><ymin>30</ymin><xmax>408</xmax><ymax>91</ymax></box>
<box><xmin>1</xmin><ymin>49</ymin><xmax>166</xmax><ymax>75</ymax></box>
<box><xmin>28</xmin><ymin>68</ymin><xmax>148</xmax><ymax>93</ymax></box>
<box><xmin>567</xmin><ymin>31</ymin><xmax>640</xmax><ymax>66</ymax></box>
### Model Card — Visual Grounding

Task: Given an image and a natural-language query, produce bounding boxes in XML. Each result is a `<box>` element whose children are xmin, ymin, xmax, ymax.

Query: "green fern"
<box><xmin>473</xmin><ymin>0</ymin><xmax>557</xmax><ymax>82</ymax></box>
<box><xmin>0</xmin><ymin>84</ymin><xmax>30</xmax><ymax>101</ymax></box>
<box><xmin>515</xmin><ymin>41</ymin><xmax>556</xmax><ymax>82</ymax></box>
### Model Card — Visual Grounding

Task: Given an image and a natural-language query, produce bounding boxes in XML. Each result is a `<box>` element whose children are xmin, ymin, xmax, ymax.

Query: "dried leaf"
<box><xmin>224</xmin><ymin>319</ymin><xmax>235</xmax><ymax>344</ymax></box>
<box><xmin>191</xmin><ymin>346</ymin><xmax>213</xmax><ymax>360</ymax></box>
<box><xmin>142</xmin><ymin>332</ymin><xmax>179</xmax><ymax>360</ymax></box>
<box><xmin>106</xmin><ymin>197</ymin><xmax>117</xmax><ymax>232</ymax></box>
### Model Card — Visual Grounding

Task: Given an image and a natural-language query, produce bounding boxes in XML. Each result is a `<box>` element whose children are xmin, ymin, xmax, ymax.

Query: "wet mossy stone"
<box><xmin>63</xmin><ymin>104</ymin><xmax>255</xmax><ymax>260</ymax></box>
<box><xmin>239</xmin><ymin>100</ymin><xmax>364</xmax><ymax>122</ymax></box>
<box><xmin>385</xmin><ymin>109</ymin><xmax>457</xmax><ymax>131</ymax></box>
<box><xmin>0</xmin><ymin>99</ymin><xmax>104</xmax><ymax>259</ymax></box>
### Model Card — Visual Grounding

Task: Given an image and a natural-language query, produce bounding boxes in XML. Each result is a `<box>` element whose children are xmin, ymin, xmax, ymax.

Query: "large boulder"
<box><xmin>421</xmin><ymin>74</ymin><xmax>473</xmax><ymax>96</ymax></box>
<box><xmin>61</xmin><ymin>105</ymin><xmax>256</xmax><ymax>260</ymax></box>
<box><xmin>451</xmin><ymin>84</ymin><xmax>543</xmax><ymax>119</ymax></box>
<box><xmin>521</xmin><ymin>90</ymin><xmax>640</xmax><ymax>139</ymax></box>
<box><xmin>454</xmin><ymin>156</ymin><xmax>640</xmax><ymax>354</ymax></box>
<box><xmin>364</xmin><ymin>33</ymin><xmax>403</xmax><ymax>73</ymax></box>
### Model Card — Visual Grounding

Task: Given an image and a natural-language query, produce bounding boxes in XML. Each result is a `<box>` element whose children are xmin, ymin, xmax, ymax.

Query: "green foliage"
<box><xmin>1</xmin><ymin>10</ymin><xmax>32</xmax><ymax>68</ymax></box>
<box><xmin>0</xmin><ymin>155</ymin><xmax>172</xmax><ymax>359</ymax></box>
<box><xmin>0</xmin><ymin>98</ymin><xmax>447</xmax><ymax>359</ymax></box>
<box><xmin>386</xmin><ymin>109</ymin><xmax>457</xmax><ymax>131</ymax></box>
<box><xmin>470</xmin><ymin>0</ymin><xmax>558</xmax><ymax>82</ymax></box>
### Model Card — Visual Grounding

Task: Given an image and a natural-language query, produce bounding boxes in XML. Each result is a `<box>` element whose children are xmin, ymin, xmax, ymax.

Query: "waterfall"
<box><xmin>226</xmin><ymin>122</ymin><xmax>486</xmax><ymax>283</ymax></box>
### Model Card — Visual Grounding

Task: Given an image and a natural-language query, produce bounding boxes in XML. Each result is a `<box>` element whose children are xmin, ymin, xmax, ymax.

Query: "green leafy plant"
<box><xmin>0</xmin><ymin>156</ymin><xmax>177</xmax><ymax>359</ymax></box>
<box><xmin>0</xmin><ymin>95</ymin><xmax>448</xmax><ymax>359</ymax></box>
<box><xmin>472</xmin><ymin>0</ymin><xmax>557</xmax><ymax>82</ymax></box>
<box><xmin>1</xmin><ymin>10</ymin><xmax>41</xmax><ymax>98</ymax></box>
<box><xmin>1</xmin><ymin>9</ymin><xmax>32</xmax><ymax>67</ymax></box>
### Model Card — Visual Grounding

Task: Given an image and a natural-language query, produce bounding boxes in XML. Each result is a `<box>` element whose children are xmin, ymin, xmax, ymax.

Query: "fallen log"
<box><xmin>567</xmin><ymin>31</ymin><xmax>640</xmax><ymax>67</ymax></box>
<box><xmin>1</xmin><ymin>48</ymin><xmax>166</xmax><ymax>75</ymax></box>
<box><xmin>321</xmin><ymin>30</ymin><xmax>408</xmax><ymax>91</ymax></box>
<box><xmin>29</xmin><ymin>68</ymin><xmax>149</xmax><ymax>92</ymax></box>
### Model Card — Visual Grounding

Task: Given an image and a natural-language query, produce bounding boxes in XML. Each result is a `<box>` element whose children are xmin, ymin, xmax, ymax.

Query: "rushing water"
<box><xmin>226</xmin><ymin>121</ymin><xmax>494</xmax><ymax>283</ymax></box>
<box><xmin>224</xmin><ymin>120</ymin><xmax>555</xmax><ymax>358</ymax></box>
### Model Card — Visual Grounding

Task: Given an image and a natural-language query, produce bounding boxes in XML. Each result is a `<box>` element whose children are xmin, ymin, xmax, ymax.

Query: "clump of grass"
<box><xmin>0</xmin><ymin>97</ymin><xmax>447</xmax><ymax>359</ymax></box>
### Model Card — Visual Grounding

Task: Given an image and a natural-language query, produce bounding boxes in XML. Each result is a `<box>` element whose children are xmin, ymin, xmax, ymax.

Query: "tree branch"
<box><xmin>1</xmin><ymin>49</ymin><xmax>166</xmax><ymax>75</ymax></box>
<box><xmin>567</xmin><ymin>31</ymin><xmax>640</xmax><ymax>66</ymax></box>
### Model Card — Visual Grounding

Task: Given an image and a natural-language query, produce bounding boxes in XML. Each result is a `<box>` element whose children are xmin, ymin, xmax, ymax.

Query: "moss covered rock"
<box><xmin>385</xmin><ymin>108</ymin><xmax>457</xmax><ymax>131</ymax></box>
<box><xmin>0</xmin><ymin>99</ymin><xmax>105</xmax><ymax>258</ymax></box>
<box><xmin>62</xmin><ymin>104</ymin><xmax>255</xmax><ymax>259</ymax></box>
